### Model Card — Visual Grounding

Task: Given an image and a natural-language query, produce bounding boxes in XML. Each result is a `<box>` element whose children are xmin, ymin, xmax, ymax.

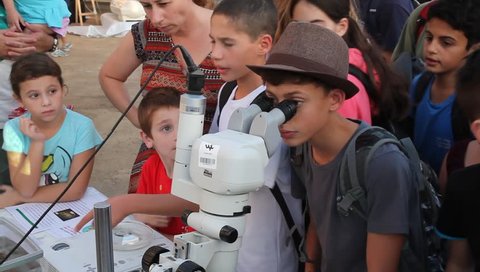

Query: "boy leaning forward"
<box><xmin>248</xmin><ymin>22</ymin><xmax>421</xmax><ymax>272</ymax></box>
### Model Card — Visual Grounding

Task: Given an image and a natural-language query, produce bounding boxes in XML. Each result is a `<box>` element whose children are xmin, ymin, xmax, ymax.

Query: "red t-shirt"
<box><xmin>136</xmin><ymin>153</ymin><xmax>192</xmax><ymax>235</ymax></box>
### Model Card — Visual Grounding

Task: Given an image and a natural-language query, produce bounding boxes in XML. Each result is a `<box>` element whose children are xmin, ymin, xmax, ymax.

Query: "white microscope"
<box><xmin>141</xmin><ymin>83</ymin><xmax>297</xmax><ymax>271</ymax></box>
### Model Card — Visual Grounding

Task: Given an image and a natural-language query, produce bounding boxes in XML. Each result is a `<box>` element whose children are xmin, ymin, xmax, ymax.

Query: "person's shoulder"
<box><xmin>4</xmin><ymin>116</ymin><xmax>21</xmax><ymax>128</ymax></box>
<box><xmin>143</xmin><ymin>152</ymin><xmax>163</xmax><ymax>168</ymax></box>
<box><xmin>65</xmin><ymin>110</ymin><xmax>98</xmax><ymax>129</ymax></box>
<box><xmin>66</xmin><ymin>109</ymin><xmax>93</xmax><ymax>122</ymax></box>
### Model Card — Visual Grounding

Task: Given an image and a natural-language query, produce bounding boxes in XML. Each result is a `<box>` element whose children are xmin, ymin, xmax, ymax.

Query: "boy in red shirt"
<box><xmin>76</xmin><ymin>87</ymin><xmax>197</xmax><ymax>239</ymax></box>
<box><xmin>134</xmin><ymin>87</ymin><xmax>194</xmax><ymax>237</ymax></box>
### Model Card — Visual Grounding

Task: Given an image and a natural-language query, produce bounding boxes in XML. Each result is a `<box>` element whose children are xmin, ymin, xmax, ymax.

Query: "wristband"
<box><xmin>49</xmin><ymin>36</ymin><xmax>59</xmax><ymax>52</ymax></box>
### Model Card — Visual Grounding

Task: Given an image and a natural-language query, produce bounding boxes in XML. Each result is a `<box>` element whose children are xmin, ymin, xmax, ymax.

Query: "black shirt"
<box><xmin>436</xmin><ymin>164</ymin><xmax>480</xmax><ymax>269</ymax></box>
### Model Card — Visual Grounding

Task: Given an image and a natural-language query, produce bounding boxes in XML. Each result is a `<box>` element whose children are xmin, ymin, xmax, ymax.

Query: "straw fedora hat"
<box><xmin>248</xmin><ymin>21</ymin><xmax>358</xmax><ymax>99</ymax></box>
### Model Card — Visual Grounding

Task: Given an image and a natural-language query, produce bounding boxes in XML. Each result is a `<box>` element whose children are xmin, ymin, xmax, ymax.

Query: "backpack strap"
<box><xmin>415</xmin><ymin>1</ymin><xmax>436</xmax><ymax>46</ymax></box>
<box><xmin>216</xmin><ymin>81</ymin><xmax>237</xmax><ymax>126</ymax></box>
<box><xmin>348</xmin><ymin>64</ymin><xmax>380</xmax><ymax>105</ymax></box>
<box><xmin>270</xmin><ymin>183</ymin><xmax>306</xmax><ymax>264</ymax></box>
<box><xmin>413</xmin><ymin>71</ymin><xmax>434</xmax><ymax>105</ymax></box>
<box><xmin>337</xmin><ymin>125</ymin><xmax>402</xmax><ymax>219</ymax></box>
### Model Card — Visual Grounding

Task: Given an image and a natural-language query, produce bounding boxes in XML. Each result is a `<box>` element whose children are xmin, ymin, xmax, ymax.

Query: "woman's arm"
<box><xmin>99</xmin><ymin>32</ymin><xmax>142</xmax><ymax>128</ymax></box>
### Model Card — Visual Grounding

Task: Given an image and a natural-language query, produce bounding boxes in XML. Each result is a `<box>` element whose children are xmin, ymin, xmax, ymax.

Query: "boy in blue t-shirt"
<box><xmin>410</xmin><ymin>0</ymin><xmax>480</xmax><ymax>173</ymax></box>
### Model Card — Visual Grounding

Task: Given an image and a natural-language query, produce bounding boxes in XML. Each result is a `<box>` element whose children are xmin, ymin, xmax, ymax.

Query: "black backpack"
<box><xmin>291</xmin><ymin>124</ymin><xmax>445</xmax><ymax>271</ymax></box>
<box><xmin>392</xmin><ymin>1</ymin><xmax>437</xmax><ymax>83</ymax></box>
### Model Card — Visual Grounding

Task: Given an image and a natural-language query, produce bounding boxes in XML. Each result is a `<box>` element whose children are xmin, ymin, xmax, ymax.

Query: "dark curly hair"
<box><xmin>10</xmin><ymin>53</ymin><xmax>63</xmax><ymax>97</ymax></box>
<box><xmin>428</xmin><ymin>0</ymin><xmax>480</xmax><ymax>49</ymax></box>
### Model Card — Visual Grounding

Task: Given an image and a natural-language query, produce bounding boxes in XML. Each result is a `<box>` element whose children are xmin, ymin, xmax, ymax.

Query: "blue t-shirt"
<box><xmin>2</xmin><ymin>109</ymin><xmax>102</xmax><ymax>185</ymax></box>
<box><xmin>411</xmin><ymin>74</ymin><xmax>455</xmax><ymax>173</ymax></box>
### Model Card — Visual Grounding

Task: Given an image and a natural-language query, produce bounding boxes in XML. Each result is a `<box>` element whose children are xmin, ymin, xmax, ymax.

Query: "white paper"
<box><xmin>5</xmin><ymin>187</ymin><xmax>107</xmax><ymax>238</ymax></box>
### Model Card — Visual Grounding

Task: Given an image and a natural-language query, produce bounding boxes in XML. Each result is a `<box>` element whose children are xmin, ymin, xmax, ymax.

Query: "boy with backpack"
<box><xmin>209</xmin><ymin>0</ymin><xmax>303</xmax><ymax>271</ymax></box>
<box><xmin>410</xmin><ymin>0</ymin><xmax>480</xmax><ymax>174</ymax></box>
<box><xmin>248</xmin><ymin>21</ymin><xmax>424</xmax><ymax>272</ymax></box>
<box><xmin>435</xmin><ymin>49</ymin><xmax>480</xmax><ymax>271</ymax></box>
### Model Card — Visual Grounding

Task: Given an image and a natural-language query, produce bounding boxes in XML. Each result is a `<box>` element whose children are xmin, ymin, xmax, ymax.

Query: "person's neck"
<box><xmin>173</xmin><ymin>5</ymin><xmax>211</xmax><ymax>39</ymax></box>
<box><xmin>234</xmin><ymin>73</ymin><xmax>264</xmax><ymax>100</ymax></box>
<box><xmin>164</xmin><ymin>159</ymin><xmax>174</xmax><ymax>179</ymax></box>
<box><xmin>430</xmin><ymin>70</ymin><xmax>457</xmax><ymax>104</ymax></box>
<box><xmin>309</xmin><ymin>116</ymin><xmax>358</xmax><ymax>165</ymax></box>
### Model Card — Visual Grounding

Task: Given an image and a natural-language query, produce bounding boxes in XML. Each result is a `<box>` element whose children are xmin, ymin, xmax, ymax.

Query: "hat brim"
<box><xmin>248</xmin><ymin>64</ymin><xmax>359</xmax><ymax>99</ymax></box>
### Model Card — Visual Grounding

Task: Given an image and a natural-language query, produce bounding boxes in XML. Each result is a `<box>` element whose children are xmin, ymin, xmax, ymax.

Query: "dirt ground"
<box><xmin>54</xmin><ymin>34</ymin><xmax>142</xmax><ymax>197</ymax></box>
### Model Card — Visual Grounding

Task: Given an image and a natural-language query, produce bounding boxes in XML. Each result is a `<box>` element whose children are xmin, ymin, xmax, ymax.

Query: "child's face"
<box><xmin>16</xmin><ymin>75</ymin><xmax>65</xmax><ymax>124</ymax></box>
<box><xmin>423</xmin><ymin>18</ymin><xmax>469</xmax><ymax>75</ymax></box>
<box><xmin>292</xmin><ymin>0</ymin><xmax>347</xmax><ymax>37</ymax></box>
<box><xmin>266</xmin><ymin>81</ymin><xmax>341</xmax><ymax>147</ymax></box>
<box><xmin>142</xmin><ymin>107</ymin><xmax>179</xmax><ymax>167</ymax></box>
<box><xmin>210</xmin><ymin>14</ymin><xmax>269</xmax><ymax>82</ymax></box>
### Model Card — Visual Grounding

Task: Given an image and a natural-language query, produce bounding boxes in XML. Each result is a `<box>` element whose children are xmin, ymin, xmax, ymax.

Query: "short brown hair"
<box><xmin>138</xmin><ymin>87</ymin><xmax>181</xmax><ymax>138</ymax></box>
<box><xmin>10</xmin><ymin>53</ymin><xmax>63</xmax><ymax>97</ymax></box>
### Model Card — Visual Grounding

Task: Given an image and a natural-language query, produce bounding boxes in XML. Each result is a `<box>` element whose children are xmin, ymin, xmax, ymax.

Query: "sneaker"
<box><xmin>50</xmin><ymin>49</ymin><xmax>69</xmax><ymax>57</ymax></box>
<box><xmin>62</xmin><ymin>43</ymin><xmax>73</xmax><ymax>52</ymax></box>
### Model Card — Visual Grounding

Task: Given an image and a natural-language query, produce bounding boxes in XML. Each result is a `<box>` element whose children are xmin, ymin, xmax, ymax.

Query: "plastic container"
<box><xmin>0</xmin><ymin>218</ymin><xmax>43</xmax><ymax>272</ymax></box>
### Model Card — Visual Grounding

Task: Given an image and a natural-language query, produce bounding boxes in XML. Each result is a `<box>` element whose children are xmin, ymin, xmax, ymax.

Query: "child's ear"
<box><xmin>328</xmin><ymin>89</ymin><xmax>345</xmax><ymax>111</ymax></box>
<box><xmin>471</xmin><ymin>120</ymin><xmax>480</xmax><ymax>143</ymax></box>
<box><xmin>468</xmin><ymin>42</ymin><xmax>480</xmax><ymax>53</ymax></box>
<box><xmin>257</xmin><ymin>34</ymin><xmax>273</xmax><ymax>56</ymax></box>
<box><xmin>140</xmin><ymin>131</ymin><xmax>154</xmax><ymax>149</ymax></box>
<box><xmin>334</xmin><ymin>18</ymin><xmax>349</xmax><ymax>37</ymax></box>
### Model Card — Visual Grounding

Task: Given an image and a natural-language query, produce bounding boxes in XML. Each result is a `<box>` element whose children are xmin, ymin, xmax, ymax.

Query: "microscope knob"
<box><xmin>219</xmin><ymin>225</ymin><xmax>238</xmax><ymax>244</ymax></box>
<box><xmin>177</xmin><ymin>260</ymin><xmax>205</xmax><ymax>272</ymax></box>
<box><xmin>142</xmin><ymin>245</ymin><xmax>170</xmax><ymax>272</ymax></box>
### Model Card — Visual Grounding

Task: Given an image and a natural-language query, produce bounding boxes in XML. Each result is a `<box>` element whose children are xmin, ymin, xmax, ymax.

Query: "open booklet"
<box><xmin>5</xmin><ymin>187</ymin><xmax>108</xmax><ymax>238</ymax></box>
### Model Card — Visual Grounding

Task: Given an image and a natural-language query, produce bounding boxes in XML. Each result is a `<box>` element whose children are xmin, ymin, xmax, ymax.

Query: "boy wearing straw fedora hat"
<box><xmin>249</xmin><ymin>22</ymin><xmax>422</xmax><ymax>272</ymax></box>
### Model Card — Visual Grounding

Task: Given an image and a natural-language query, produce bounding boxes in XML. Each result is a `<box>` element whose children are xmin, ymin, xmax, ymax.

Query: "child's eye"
<box><xmin>440</xmin><ymin>39</ymin><xmax>454</xmax><ymax>47</ymax></box>
<box><xmin>161</xmin><ymin>125</ymin><xmax>173</xmax><ymax>133</ymax></box>
<box><xmin>28</xmin><ymin>93</ymin><xmax>39</xmax><ymax>99</ymax></box>
<box><xmin>48</xmin><ymin>88</ymin><xmax>58</xmax><ymax>95</ymax></box>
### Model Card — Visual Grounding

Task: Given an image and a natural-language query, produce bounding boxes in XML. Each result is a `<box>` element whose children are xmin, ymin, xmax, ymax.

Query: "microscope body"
<box><xmin>143</xmin><ymin>92</ymin><xmax>295</xmax><ymax>272</ymax></box>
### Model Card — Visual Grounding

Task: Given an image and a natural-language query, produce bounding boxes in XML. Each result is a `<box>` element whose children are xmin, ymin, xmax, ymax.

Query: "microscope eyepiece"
<box><xmin>251</xmin><ymin>92</ymin><xmax>274</xmax><ymax>112</ymax></box>
<box><xmin>275</xmin><ymin>100</ymin><xmax>297</xmax><ymax>122</ymax></box>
